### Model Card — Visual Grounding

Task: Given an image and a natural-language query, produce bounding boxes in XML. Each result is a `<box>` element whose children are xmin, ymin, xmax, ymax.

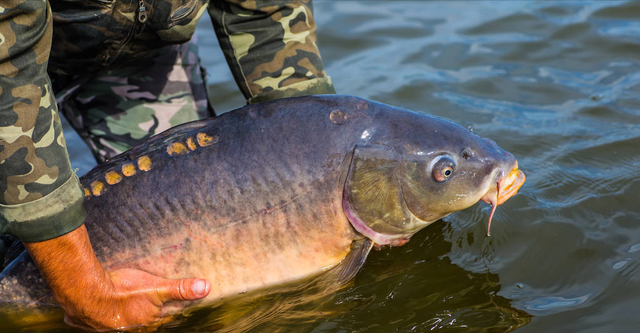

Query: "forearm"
<box><xmin>25</xmin><ymin>222</ymin><xmax>210</xmax><ymax>330</ymax></box>
<box><xmin>24</xmin><ymin>225</ymin><xmax>115</xmax><ymax>322</ymax></box>
<box><xmin>209</xmin><ymin>0</ymin><xmax>335</xmax><ymax>104</ymax></box>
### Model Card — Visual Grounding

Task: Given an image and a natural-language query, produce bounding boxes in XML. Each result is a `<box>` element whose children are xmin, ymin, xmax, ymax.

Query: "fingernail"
<box><xmin>192</xmin><ymin>279</ymin><xmax>207</xmax><ymax>296</ymax></box>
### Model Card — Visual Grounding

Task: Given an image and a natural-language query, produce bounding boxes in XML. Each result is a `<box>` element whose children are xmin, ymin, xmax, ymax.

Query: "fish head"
<box><xmin>342</xmin><ymin>111</ymin><xmax>525</xmax><ymax>246</ymax></box>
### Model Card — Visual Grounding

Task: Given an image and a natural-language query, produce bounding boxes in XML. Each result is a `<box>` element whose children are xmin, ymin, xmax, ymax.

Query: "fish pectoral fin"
<box><xmin>328</xmin><ymin>238</ymin><xmax>374</xmax><ymax>285</ymax></box>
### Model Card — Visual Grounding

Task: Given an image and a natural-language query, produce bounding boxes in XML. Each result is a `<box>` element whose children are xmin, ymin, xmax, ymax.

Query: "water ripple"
<box><xmin>524</xmin><ymin>294</ymin><xmax>592</xmax><ymax>311</ymax></box>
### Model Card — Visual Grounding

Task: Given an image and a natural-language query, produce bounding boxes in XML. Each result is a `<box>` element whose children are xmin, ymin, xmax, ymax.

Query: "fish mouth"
<box><xmin>480</xmin><ymin>162</ymin><xmax>526</xmax><ymax>235</ymax></box>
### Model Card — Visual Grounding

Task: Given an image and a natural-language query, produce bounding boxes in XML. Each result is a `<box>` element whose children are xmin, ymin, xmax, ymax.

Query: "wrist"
<box><xmin>24</xmin><ymin>225</ymin><xmax>118</xmax><ymax>324</ymax></box>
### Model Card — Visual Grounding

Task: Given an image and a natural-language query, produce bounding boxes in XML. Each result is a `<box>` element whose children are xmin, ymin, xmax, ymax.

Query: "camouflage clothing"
<box><xmin>49</xmin><ymin>0</ymin><xmax>334</xmax><ymax>103</ymax></box>
<box><xmin>0</xmin><ymin>0</ymin><xmax>86</xmax><ymax>242</ymax></box>
<box><xmin>0</xmin><ymin>0</ymin><xmax>334</xmax><ymax>242</ymax></box>
<box><xmin>53</xmin><ymin>40</ymin><xmax>212</xmax><ymax>163</ymax></box>
<box><xmin>208</xmin><ymin>0</ymin><xmax>335</xmax><ymax>103</ymax></box>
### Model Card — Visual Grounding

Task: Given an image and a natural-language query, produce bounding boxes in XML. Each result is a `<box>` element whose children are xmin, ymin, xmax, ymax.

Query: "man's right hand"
<box><xmin>24</xmin><ymin>224</ymin><xmax>211</xmax><ymax>331</ymax></box>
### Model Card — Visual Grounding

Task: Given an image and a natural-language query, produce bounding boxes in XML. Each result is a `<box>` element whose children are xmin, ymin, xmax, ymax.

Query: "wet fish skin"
<box><xmin>0</xmin><ymin>95</ymin><xmax>522</xmax><ymax>317</ymax></box>
<box><xmin>81</xmin><ymin>96</ymin><xmax>368</xmax><ymax>311</ymax></box>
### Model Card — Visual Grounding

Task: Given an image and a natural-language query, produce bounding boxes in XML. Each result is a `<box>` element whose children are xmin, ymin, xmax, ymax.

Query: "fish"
<box><xmin>0</xmin><ymin>95</ymin><xmax>524</xmax><ymax>319</ymax></box>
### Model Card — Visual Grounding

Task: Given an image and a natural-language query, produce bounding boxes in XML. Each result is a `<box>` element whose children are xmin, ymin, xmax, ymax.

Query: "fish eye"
<box><xmin>430</xmin><ymin>155</ymin><xmax>456</xmax><ymax>182</ymax></box>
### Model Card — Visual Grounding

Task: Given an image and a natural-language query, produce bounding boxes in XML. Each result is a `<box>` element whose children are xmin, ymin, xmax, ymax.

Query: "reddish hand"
<box><xmin>25</xmin><ymin>225</ymin><xmax>210</xmax><ymax>331</ymax></box>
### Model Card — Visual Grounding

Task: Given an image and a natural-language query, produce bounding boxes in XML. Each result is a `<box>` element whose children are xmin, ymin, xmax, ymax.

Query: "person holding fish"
<box><xmin>0</xmin><ymin>0</ymin><xmax>334</xmax><ymax>330</ymax></box>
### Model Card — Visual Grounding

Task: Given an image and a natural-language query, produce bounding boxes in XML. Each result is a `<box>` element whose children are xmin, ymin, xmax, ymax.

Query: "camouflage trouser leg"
<box><xmin>53</xmin><ymin>39</ymin><xmax>213</xmax><ymax>164</ymax></box>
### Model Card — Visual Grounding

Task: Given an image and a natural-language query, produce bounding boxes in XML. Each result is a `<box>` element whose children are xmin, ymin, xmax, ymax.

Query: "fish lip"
<box><xmin>498</xmin><ymin>167</ymin><xmax>526</xmax><ymax>205</ymax></box>
<box><xmin>481</xmin><ymin>162</ymin><xmax>525</xmax><ymax>206</ymax></box>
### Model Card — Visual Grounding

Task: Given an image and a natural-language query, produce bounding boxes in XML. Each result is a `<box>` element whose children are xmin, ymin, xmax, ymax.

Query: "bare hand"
<box><xmin>24</xmin><ymin>225</ymin><xmax>210</xmax><ymax>331</ymax></box>
<box><xmin>63</xmin><ymin>268</ymin><xmax>210</xmax><ymax>330</ymax></box>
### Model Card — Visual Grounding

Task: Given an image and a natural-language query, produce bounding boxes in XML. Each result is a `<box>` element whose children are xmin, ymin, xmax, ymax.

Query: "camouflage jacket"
<box><xmin>0</xmin><ymin>0</ymin><xmax>334</xmax><ymax>242</ymax></box>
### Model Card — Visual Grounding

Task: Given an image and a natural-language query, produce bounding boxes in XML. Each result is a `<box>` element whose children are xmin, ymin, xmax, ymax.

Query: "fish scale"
<box><xmin>78</xmin><ymin>97</ymin><xmax>361</xmax><ymax>312</ymax></box>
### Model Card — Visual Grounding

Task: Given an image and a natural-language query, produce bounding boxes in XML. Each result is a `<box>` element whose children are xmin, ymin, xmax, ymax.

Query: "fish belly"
<box><xmin>91</xmin><ymin>190</ymin><xmax>354</xmax><ymax>312</ymax></box>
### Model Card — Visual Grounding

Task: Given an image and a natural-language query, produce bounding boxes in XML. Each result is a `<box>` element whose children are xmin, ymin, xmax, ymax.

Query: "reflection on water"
<box><xmin>45</xmin><ymin>1</ymin><xmax>640</xmax><ymax>332</ymax></box>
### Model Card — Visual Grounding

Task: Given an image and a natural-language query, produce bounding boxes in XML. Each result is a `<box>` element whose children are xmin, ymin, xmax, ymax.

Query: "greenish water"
<box><xmin>40</xmin><ymin>1</ymin><xmax>640</xmax><ymax>332</ymax></box>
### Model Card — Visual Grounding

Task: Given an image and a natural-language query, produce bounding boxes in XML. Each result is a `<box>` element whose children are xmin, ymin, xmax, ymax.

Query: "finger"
<box><xmin>156</xmin><ymin>278</ymin><xmax>210</xmax><ymax>303</ymax></box>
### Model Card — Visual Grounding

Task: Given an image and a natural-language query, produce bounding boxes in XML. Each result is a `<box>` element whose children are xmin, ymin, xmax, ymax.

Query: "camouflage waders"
<box><xmin>53</xmin><ymin>40</ymin><xmax>213</xmax><ymax>164</ymax></box>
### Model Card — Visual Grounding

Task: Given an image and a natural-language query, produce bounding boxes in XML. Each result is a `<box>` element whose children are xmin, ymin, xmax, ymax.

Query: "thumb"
<box><xmin>156</xmin><ymin>278</ymin><xmax>210</xmax><ymax>303</ymax></box>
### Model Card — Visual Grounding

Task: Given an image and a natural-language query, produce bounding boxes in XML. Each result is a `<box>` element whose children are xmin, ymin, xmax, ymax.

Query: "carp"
<box><xmin>0</xmin><ymin>95</ymin><xmax>524</xmax><ymax>317</ymax></box>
